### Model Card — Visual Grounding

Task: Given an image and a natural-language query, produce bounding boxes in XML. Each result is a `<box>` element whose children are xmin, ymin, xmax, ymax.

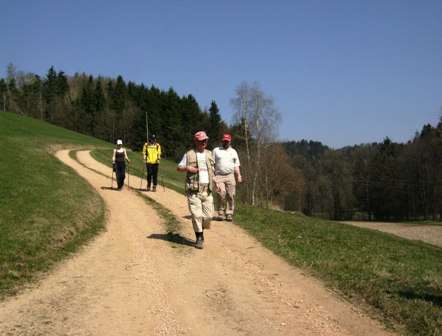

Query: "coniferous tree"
<box><xmin>0</xmin><ymin>78</ymin><xmax>7</xmax><ymax>111</ymax></box>
<box><xmin>206</xmin><ymin>100</ymin><xmax>225</xmax><ymax>144</ymax></box>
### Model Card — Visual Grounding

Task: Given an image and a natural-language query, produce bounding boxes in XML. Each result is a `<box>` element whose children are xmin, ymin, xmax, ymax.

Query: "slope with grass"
<box><xmin>0</xmin><ymin>111</ymin><xmax>111</xmax><ymax>297</ymax></box>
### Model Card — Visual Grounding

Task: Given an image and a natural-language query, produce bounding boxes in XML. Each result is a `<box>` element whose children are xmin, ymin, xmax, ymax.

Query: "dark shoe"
<box><xmin>153</xmin><ymin>185</ymin><xmax>157</xmax><ymax>192</ymax></box>
<box><xmin>195</xmin><ymin>232</ymin><xmax>203</xmax><ymax>249</ymax></box>
<box><xmin>215</xmin><ymin>216</ymin><xmax>223</xmax><ymax>221</ymax></box>
<box><xmin>226</xmin><ymin>214</ymin><xmax>233</xmax><ymax>222</ymax></box>
<box><xmin>147</xmin><ymin>186</ymin><xmax>151</xmax><ymax>191</ymax></box>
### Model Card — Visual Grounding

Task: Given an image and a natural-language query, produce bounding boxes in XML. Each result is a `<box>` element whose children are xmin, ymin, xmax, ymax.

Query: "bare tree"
<box><xmin>231</xmin><ymin>82</ymin><xmax>282</xmax><ymax>205</ymax></box>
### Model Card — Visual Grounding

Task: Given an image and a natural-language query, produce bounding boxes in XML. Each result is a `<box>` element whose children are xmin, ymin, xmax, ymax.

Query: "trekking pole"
<box><xmin>140</xmin><ymin>161</ymin><xmax>145</xmax><ymax>190</ymax></box>
<box><xmin>161</xmin><ymin>173</ymin><xmax>165</xmax><ymax>192</ymax></box>
<box><xmin>111</xmin><ymin>164</ymin><xmax>115</xmax><ymax>189</ymax></box>
<box><xmin>127</xmin><ymin>163</ymin><xmax>130</xmax><ymax>190</ymax></box>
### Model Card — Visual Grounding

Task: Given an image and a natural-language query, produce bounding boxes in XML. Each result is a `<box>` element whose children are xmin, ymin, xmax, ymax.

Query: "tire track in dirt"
<box><xmin>0</xmin><ymin>150</ymin><xmax>396</xmax><ymax>336</ymax></box>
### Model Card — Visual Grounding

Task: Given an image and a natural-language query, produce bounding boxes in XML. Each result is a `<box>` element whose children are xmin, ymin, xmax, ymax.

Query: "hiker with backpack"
<box><xmin>142</xmin><ymin>134</ymin><xmax>161</xmax><ymax>191</ymax></box>
<box><xmin>112</xmin><ymin>139</ymin><xmax>130</xmax><ymax>190</ymax></box>
<box><xmin>177</xmin><ymin>131</ymin><xmax>218</xmax><ymax>249</ymax></box>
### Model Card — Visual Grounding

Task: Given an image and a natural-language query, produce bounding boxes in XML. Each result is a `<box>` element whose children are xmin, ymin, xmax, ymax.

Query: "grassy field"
<box><xmin>0</xmin><ymin>111</ymin><xmax>111</xmax><ymax>298</ymax></box>
<box><xmin>1</xmin><ymin>111</ymin><xmax>441</xmax><ymax>336</ymax></box>
<box><xmin>234</xmin><ymin>206</ymin><xmax>442</xmax><ymax>336</ymax></box>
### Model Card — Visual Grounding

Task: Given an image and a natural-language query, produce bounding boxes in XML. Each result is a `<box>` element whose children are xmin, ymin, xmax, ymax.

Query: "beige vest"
<box><xmin>185</xmin><ymin>149</ymin><xmax>215</xmax><ymax>192</ymax></box>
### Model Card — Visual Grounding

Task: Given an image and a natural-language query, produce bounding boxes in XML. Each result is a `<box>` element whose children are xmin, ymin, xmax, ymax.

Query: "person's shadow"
<box><xmin>101</xmin><ymin>186</ymin><xmax>118</xmax><ymax>191</ymax></box>
<box><xmin>147</xmin><ymin>232</ymin><xmax>195</xmax><ymax>247</ymax></box>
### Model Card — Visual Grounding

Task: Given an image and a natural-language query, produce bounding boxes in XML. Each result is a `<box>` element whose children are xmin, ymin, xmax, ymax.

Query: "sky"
<box><xmin>1</xmin><ymin>0</ymin><xmax>441</xmax><ymax>148</ymax></box>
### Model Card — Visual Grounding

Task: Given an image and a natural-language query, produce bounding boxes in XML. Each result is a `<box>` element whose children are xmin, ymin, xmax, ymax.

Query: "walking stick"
<box><xmin>111</xmin><ymin>164</ymin><xmax>115</xmax><ymax>189</ymax></box>
<box><xmin>161</xmin><ymin>173</ymin><xmax>165</xmax><ymax>192</ymax></box>
<box><xmin>127</xmin><ymin>163</ymin><xmax>130</xmax><ymax>190</ymax></box>
<box><xmin>140</xmin><ymin>162</ymin><xmax>145</xmax><ymax>190</ymax></box>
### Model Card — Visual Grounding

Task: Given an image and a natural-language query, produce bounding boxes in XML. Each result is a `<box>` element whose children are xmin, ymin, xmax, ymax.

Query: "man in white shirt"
<box><xmin>177</xmin><ymin>131</ymin><xmax>217</xmax><ymax>249</ymax></box>
<box><xmin>212</xmin><ymin>134</ymin><xmax>242</xmax><ymax>222</ymax></box>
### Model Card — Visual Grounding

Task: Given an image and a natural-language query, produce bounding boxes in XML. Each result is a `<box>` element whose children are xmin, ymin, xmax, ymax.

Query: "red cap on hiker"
<box><xmin>222</xmin><ymin>134</ymin><xmax>232</xmax><ymax>141</ymax></box>
<box><xmin>195</xmin><ymin>131</ymin><xmax>209</xmax><ymax>141</ymax></box>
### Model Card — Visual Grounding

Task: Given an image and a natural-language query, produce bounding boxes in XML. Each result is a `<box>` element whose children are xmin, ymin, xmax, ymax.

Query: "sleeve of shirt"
<box><xmin>233</xmin><ymin>149</ymin><xmax>240</xmax><ymax>166</ymax></box>
<box><xmin>178</xmin><ymin>153</ymin><xmax>187</xmax><ymax>167</ymax></box>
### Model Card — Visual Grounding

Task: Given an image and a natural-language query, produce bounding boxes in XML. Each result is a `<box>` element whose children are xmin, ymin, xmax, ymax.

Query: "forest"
<box><xmin>2</xmin><ymin>64</ymin><xmax>441</xmax><ymax>221</ymax></box>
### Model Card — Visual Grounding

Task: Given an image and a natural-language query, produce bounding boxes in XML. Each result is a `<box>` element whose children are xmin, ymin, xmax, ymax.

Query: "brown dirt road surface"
<box><xmin>341</xmin><ymin>221</ymin><xmax>442</xmax><ymax>248</ymax></box>
<box><xmin>0</xmin><ymin>150</ymin><xmax>396</xmax><ymax>336</ymax></box>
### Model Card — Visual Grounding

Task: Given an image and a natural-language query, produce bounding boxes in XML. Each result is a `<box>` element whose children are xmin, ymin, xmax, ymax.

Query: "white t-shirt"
<box><xmin>212</xmin><ymin>146</ymin><xmax>240</xmax><ymax>175</ymax></box>
<box><xmin>178</xmin><ymin>152</ymin><xmax>209</xmax><ymax>185</ymax></box>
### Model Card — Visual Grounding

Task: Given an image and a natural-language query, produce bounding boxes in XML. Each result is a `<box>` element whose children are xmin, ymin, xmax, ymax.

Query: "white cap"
<box><xmin>116</xmin><ymin>139</ymin><xmax>123</xmax><ymax>145</ymax></box>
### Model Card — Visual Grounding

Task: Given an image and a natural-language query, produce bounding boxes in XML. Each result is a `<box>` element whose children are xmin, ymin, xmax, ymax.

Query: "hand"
<box><xmin>237</xmin><ymin>175</ymin><xmax>243</xmax><ymax>183</ymax></box>
<box><xmin>187</xmin><ymin>166</ymin><xmax>198</xmax><ymax>173</ymax></box>
<box><xmin>215</xmin><ymin>182</ymin><xmax>222</xmax><ymax>193</ymax></box>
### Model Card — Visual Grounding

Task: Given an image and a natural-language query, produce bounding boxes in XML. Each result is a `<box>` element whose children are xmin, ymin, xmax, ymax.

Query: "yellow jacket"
<box><xmin>142</xmin><ymin>142</ymin><xmax>161</xmax><ymax>164</ymax></box>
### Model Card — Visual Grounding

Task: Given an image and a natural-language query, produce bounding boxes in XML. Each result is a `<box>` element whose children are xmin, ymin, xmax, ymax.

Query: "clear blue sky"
<box><xmin>2</xmin><ymin>0</ymin><xmax>441</xmax><ymax>148</ymax></box>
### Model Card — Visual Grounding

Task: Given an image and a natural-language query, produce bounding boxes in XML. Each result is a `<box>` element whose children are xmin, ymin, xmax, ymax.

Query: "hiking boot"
<box><xmin>195</xmin><ymin>232</ymin><xmax>203</xmax><ymax>249</ymax></box>
<box><xmin>153</xmin><ymin>185</ymin><xmax>157</xmax><ymax>192</ymax></box>
<box><xmin>215</xmin><ymin>215</ymin><xmax>223</xmax><ymax>221</ymax></box>
<box><xmin>226</xmin><ymin>214</ymin><xmax>233</xmax><ymax>222</ymax></box>
<box><xmin>147</xmin><ymin>186</ymin><xmax>151</xmax><ymax>191</ymax></box>
<box><xmin>195</xmin><ymin>236</ymin><xmax>203</xmax><ymax>249</ymax></box>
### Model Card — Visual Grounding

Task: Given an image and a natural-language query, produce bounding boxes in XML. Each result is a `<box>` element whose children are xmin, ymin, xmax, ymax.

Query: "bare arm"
<box><xmin>235</xmin><ymin>166</ymin><xmax>242</xmax><ymax>183</ymax></box>
<box><xmin>124</xmin><ymin>149</ymin><xmax>130</xmax><ymax>163</ymax></box>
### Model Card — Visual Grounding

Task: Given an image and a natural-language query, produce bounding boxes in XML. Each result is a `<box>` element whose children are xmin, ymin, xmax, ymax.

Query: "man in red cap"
<box><xmin>212</xmin><ymin>133</ymin><xmax>242</xmax><ymax>222</ymax></box>
<box><xmin>177</xmin><ymin>131</ymin><xmax>217</xmax><ymax>249</ymax></box>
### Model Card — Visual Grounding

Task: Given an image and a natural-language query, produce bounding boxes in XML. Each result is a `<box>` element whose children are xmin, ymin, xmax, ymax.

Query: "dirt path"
<box><xmin>341</xmin><ymin>221</ymin><xmax>442</xmax><ymax>248</ymax></box>
<box><xmin>0</xmin><ymin>150</ymin><xmax>395</xmax><ymax>336</ymax></box>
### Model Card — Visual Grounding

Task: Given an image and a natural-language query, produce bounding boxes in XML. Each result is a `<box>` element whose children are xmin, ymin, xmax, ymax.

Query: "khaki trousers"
<box><xmin>187</xmin><ymin>188</ymin><xmax>213</xmax><ymax>233</ymax></box>
<box><xmin>216</xmin><ymin>173</ymin><xmax>236</xmax><ymax>216</ymax></box>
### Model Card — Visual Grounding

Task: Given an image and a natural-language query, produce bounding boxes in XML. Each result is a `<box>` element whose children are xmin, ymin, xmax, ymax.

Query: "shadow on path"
<box><xmin>100</xmin><ymin>186</ymin><xmax>119</xmax><ymax>191</ymax></box>
<box><xmin>147</xmin><ymin>233</ymin><xmax>195</xmax><ymax>247</ymax></box>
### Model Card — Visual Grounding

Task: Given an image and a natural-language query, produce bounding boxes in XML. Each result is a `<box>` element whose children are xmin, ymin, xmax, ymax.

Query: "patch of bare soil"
<box><xmin>341</xmin><ymin>222</ymin><xmax>442</xmax><ymax>248</ymax></box>
<box><xmin>0</xmin><ymin>150</ymin><xmax>396</xmax><ymax>336</ymax></box>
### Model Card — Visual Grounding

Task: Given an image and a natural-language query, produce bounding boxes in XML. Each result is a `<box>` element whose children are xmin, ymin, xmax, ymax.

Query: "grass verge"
<box><xmin>0</xmin><ymin>111</ymin><xmax>109</xmax><ymax>299</ymax></box>
<box><xmin>234</xmin><ymin>205</ymin><xmax>442</xmax><ymax>336</ymax></box>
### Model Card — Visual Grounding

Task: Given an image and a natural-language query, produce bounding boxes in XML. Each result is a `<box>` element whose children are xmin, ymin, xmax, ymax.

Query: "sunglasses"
<box><xmin>197</xmin><ymin>140</ymin><xmax>208</xmax><ymax>144</ymax></box>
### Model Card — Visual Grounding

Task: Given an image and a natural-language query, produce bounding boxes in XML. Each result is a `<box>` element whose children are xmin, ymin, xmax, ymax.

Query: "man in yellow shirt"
<box><xmin>142</xmin><ymin>134</ymin><xmax>161</xmax><ymax>191</ymax></box>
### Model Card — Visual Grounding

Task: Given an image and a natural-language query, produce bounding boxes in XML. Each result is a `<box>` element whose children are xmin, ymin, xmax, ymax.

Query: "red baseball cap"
<box><xmin>195</xmin><ymin>131</ymin><xmax>209</xmax><ymax>141</ymax></box>
<box><xmin>222</xmin><ymin>134</ymin><xmax>232</xmax><ymax>141</ymax></box>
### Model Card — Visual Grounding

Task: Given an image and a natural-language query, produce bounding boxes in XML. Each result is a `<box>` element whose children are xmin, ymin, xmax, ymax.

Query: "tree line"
<box><xmin>2</xmin><ymin>64</ymin><xmax>441</xmax><ymax>221</ymax></box>
<box><xmin>0</xmin><ymin>64</ymin><xmax>226</xmax><ymax>158</ymax></box>
<box><xmin>283</xmin><ymin>124</ymin><xmax>442</xmax><ymax>221</ymax></box>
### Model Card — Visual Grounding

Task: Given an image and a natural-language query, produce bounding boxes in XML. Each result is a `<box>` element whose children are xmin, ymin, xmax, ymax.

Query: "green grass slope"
<box><xmin>234</xmin><ymin>206</ymin><xmax>441</xmax><ymax>336</ymax></box>
<box><xmin>0</xmin><ymin>111</ymin><xmax>111</xmax><ymax>298</ymax></box>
